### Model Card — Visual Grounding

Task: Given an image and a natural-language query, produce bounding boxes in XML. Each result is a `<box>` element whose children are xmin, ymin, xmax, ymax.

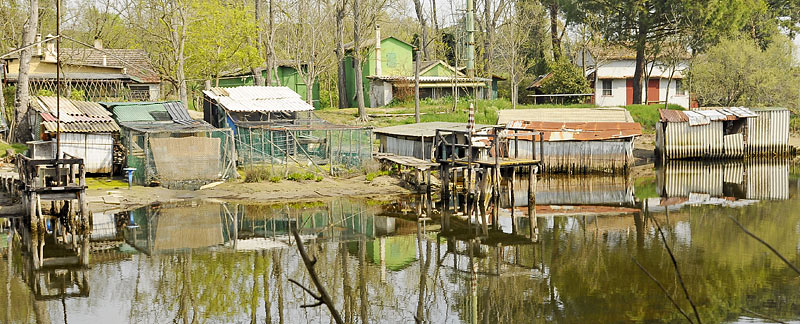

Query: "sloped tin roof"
<box><xmin>659</xmin><ymin>108</ymin><xmax>760</xmax><ymax>126</ymax></box>
<box><xmin>203</xmin><ymin>86</ymin><xmax>315</xmax><ymax>112</ymax></box>
<box><xmin>505</xmin><ymin>120</ymin><xmax>642</xmax><ymax>141</ymax></box>
<box><xmin>33</xmin><ymin>96</ymin><xmax>119</xmax><ymax>133</ymax></box>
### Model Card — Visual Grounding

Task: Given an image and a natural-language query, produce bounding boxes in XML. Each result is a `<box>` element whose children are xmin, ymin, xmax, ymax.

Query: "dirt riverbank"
<box><xmin>84</xmin><ymin>175</ymin><xmax>413</xmax><ymax>213</ymax></box>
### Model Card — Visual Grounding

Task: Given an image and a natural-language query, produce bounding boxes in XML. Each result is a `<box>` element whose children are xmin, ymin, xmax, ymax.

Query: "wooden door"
<box><xmin>626</xmin><ymin>79</ymin><xmax>634</xmax><ymax>105</ymax></box>
<box><xmin>647</xmin><ymin>79</ymin><xmax>660</xmax><ymax>104</ymax></box>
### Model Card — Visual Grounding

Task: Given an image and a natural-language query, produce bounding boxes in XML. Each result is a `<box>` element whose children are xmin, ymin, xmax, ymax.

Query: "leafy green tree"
<box><xmin>538</xmin><ymin>58</ymin><xmax>591</xmax><ymax>103</ymax></box>
<box><xmin>689</xmin><ymin>36</ymin><xmax>800</xmax><ymax>108</ymax></box>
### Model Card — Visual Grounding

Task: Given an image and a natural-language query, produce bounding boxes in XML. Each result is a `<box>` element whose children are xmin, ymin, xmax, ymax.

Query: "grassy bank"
<box><xmin>315</xmin><ymin>98</ymin><xmax>683</xmax><ymax>133</ymax></box>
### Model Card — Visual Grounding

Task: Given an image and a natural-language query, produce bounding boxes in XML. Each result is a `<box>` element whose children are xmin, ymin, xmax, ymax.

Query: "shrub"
<box><xmin>243</xmin><ymin>165</ymin><xmax>277</xmax><ymax>183</ymax></box>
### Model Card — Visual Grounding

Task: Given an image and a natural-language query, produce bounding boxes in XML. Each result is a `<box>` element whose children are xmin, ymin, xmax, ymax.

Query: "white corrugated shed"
<box><xmin>60</xmin><ymin>133</ymin><xmax>114</xmax><ymax>173</ymax></box>
<box><xmin>203</xmin><ymin>86</ymin><xmax>314</xmax><ymax>112</ymax></box>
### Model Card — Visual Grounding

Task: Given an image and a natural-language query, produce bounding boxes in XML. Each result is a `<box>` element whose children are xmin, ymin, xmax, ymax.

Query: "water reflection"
<box><xmin>0</xmin><ymin>161</ymin><xmax>799</xmax><ymax>323</ymax></box>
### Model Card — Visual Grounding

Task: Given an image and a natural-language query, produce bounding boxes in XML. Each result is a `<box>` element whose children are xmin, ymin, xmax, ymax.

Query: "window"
<box><xmin>675</xmin><ymin>80</ymin><xmax>684</xmax><ymax>95</ymax></box>
<box><xmin>386</xmin><ymin>53</ymin><xmax>397</xmax><ymax>68</ymax></box>
<box><xmin>602</xmin><ymin>80</ymin><xmax>613</xmax><ymax>96</ymax></box>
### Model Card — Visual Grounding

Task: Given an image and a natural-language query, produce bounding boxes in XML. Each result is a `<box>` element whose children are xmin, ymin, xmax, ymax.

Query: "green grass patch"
<box><xmin>624</xmin><ymin>104</ymin><xmax>685</xmax><ymax>133</ymax></box>
<box><xmin>288</xmin><ymin>171</ymin><xmax>316</xmax><ymax>181</ymax></box>
<box><xmin>0</xmin><ymin>142</ymin><xmax>27</xmax><ymax>157</ymax></box>
<box><xmin>365</xmin><ymin>170</ymin><xmax>391</xmax><ymax>182</ymax></box>
<box><xmin>634</xmin><ymin>175</ymin><xmax>658</xmax><ymax>199</ymax></box>
<box><xmin>86</xmin><ymin>178</ymin><xmax>129</xmax><ymax>190</ymax></box>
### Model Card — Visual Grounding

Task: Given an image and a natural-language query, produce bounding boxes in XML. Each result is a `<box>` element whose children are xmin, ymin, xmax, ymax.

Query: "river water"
<box><xmin>2</xmin><ymin>160</ymin><xmax>800</xmax><ymax>323</ymax></box>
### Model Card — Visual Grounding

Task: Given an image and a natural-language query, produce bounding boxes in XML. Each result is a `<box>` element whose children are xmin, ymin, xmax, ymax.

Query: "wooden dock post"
<box><xmin>510</xmin><ymin>167</ymin><xmax>516</xmax><ymax>233</ymax></box>
<box><xmin>528</xmin><ymin>165</ymin><xmax>537</xmax><ymax>242</ymax></box>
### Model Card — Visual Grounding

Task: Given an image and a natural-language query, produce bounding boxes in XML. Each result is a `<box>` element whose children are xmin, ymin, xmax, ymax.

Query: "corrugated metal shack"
<box><xmin>498</xmin><ymin>108</ymin><xmax>641</xmax><ymax>174</ymax></box>
<box><xmin>202</xmin><ymin>86</ymin><xmax>372</xmax><ymax>172</ymax></box>
<box><xmin>655</xmin><ymin>107</ymin><xmax>789</xmax><ymax>159</ymax></box>
<box><xmin>102</xmin><ymin>101</ymin><xmax>236</xmax><ymax>187</ymax></box>
<box><xmin>656</xmin><ymin>160</ymin><xmax>788</xmax><ymax>202</ymax></box>
<box><xmin>374</xmin><ymin>122</ymin><xmax>488</xmax><ymax>160</ymax></box>
<box><xmin>28</xmin><ymin>96</ymin><xmax>120</xmax><ymax>173</ymax></box>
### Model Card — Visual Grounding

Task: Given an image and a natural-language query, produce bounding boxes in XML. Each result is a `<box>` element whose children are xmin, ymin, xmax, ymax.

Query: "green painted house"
<box><xmin>344</xmin><ymin>29</ymin><xmax>497</xmax><ymax>108</ymax></box>
<box><xmin>217</xmin><ymin>62</ymin><xmax>321</xmax><ymax>109</ymax></box>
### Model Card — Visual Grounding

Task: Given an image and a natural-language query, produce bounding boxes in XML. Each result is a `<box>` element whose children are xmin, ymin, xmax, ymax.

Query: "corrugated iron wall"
<box><xmin>747</xmin><ymin>109</ymin><xmax>790</xmax><ymax>155</ymax></box>
<box><xmin>60</xmin><ymin>133</ymin><xmax>114</xmax><ymax>173</ymax></box>
<box><xmin>510</xmin><ymin>139</ymin><xmax>633</xmax><ymax>173</ymax></box>
<box><xmin>656</xmin><ymin>160</ymin><xmax>788</xmax><ymax>200</ymax></box>
<box><xmin>656</xmin><ymin>109</ymin><xmax>789</xmax><ymax>160</ymax></box>
<box><xmin>379</xmin><ymin>135</ymin><xmax>433</xmax><ymax>160</ymax></box>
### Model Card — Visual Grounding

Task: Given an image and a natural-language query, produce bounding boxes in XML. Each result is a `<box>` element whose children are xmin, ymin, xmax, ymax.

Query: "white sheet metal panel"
<box><xmin>381</xmin><ymin>136</ymin><xmax>433</xmax><ymax>160</ymax></box>
<box><xmin>91</xmin><ymin>211</ymin><xmax>117</xmax><ymax>241</ymax></box>
<box><xmin>722</xmin><ymin>134</ymin><xmax>744</xmax><ymax>158</ymax></box>
<box><xmin>747</xmin><ymin>109</ymin><xmax>789</xmax><ymax>155</ymax></box>
<box><xmin>59</xmin><ymin>132</ymin><xmax>114</xmax><ymax>173</ymax></box>
<box><xmin>664</xmin><ymin>121</ymin><xmax>723</xmax><ymax>159</ymax></box>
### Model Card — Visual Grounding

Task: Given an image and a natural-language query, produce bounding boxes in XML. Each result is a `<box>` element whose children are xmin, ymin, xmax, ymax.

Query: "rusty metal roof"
<box><xmin>33</xmin><ymin>96</ymin><xmax>119</xmax><ymax>133</ymax></box>
<box><xmin>659</xmin><ymin>108</ymin><xmax>758</xmax><ymax>125</ymax></box>
<box><xmin>505</xmin><ymin>120</ymin><xmax>642</xmax><ymax>141</ymax></box>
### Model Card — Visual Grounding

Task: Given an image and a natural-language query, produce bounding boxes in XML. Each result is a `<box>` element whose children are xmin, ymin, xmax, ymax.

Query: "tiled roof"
<box><xmin>203</xmin><ymin>86</ymin><xmax>315</xmax><ymax>112</ymax></box>
<box><xmin>58</xmin><ymin>48</ymin><xmax>160</xmax><ymax>83</ymax></box>
<box><xmin>32</xmin><ymin>96</ymin><xmax>119</xmax><ymax>133</ymax></box>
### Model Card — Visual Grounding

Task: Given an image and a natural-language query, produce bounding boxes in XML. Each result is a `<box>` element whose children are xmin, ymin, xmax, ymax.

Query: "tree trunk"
<box><xmin>483</xmin><ymin>0</ymin><xmax>492</xmax><ymax>76</ymax></box>
<box><xmin>173</xmin><ymin>3</ymin><xmax>189</xmax><ymax>109</ymax></box>
<box><xmin>415</xmin><ymin>51</ymin><xmax>420</xmax><ymax>123</ymax></box>
<box><xmin>431</xmin><ymin>0</ymin><xmax>439</xmax><ymax>56</ymax></box>
<box><xmin>632</xmin><ymin>31</ymin><xmax>646</xmax><ymax>105</ymax></box>
<box><xmin>12</xmin><ymin>0</ymin><xmax>38</xmax><ymax>143</ymax></box>
<box><xmin>335</xmin><ymin>0</ymin><xmax>348</xmax><ymax>108</ymax></box>
<box><xmin>549</xmin><ymin>2</ymin><xmax>560</xmax><ymax>60</ymax></box>
<box><xmin>353</xmin><ymin>0</ymin><xmax>368</xmax><ymax>121</ymax></box>
<box><xmin>412</xmin><ymin>0</ymin><xmax>428</xmax><ymax>59</ymax></box>
<box><xmin>253</xmin><ymin>0</ymin><xmax>266</xmax><ymax>86</ymax></box>
<box><xmin>265</xmin><ymin>0</ymin><xmax>275</xmax><ymax>85</ymax></box>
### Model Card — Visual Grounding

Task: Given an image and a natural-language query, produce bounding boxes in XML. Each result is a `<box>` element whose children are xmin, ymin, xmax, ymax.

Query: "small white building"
<box><xmin>577</xmin><ymin>48</ymin><xmax>691</xmax><ymax>108</ymax></box>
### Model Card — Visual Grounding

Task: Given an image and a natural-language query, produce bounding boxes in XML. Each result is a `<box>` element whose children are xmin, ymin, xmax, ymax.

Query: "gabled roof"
<box><xmin>32</xmin><ymin>96</ymin><xmax>120</xmax><ymax>133</ymax></box>
<box><xmin>419</xmin><ymin>60</ymin><xmax>463</xmax><ymax>77</ymax></box>
<box><xmin>344</xmin><ymin>36</ymin><xmax>414</xmax><ymax>51</ymax></box>
<box><xmin>57</xmin><ymin>48</ymin><xmax>160</xmax><ymax>83</ymax></box>
<box><xmin>203</xmin><ymin>86</ymin><xmax>315</xmax><ymax>113</ymax></box>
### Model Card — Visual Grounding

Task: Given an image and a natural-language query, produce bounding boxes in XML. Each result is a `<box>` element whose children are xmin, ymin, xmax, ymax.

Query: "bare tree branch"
<box><xmin>290</xmin><ymin>229</ymin><xmax>344</xmax><ymax>324</ymax></box>
<box><xmin>728</xmin><ymin>216</ymin><xmax>800</xmax><ymax>276</ymax></box>
<box><xmin>632</xmin><ymin>257</ymin><xmax>695</xmax><ymax>324</ymax></box>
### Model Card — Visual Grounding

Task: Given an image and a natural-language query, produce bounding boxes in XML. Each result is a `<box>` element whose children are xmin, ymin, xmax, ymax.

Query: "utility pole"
<box><xmin>415</xmin><ymin>50</ymin><xmax>421</xmax><ymax>123</ymax></box>
<box><xmin>465</xmin><ymin>0</ymin><xmax>475</xmax><ymax>78</ymax></box>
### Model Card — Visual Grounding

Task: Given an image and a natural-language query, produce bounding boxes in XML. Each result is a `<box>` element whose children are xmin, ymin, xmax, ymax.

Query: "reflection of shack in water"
<box><xmin>6</xmin><ymin>227</ymin><xmax>90</xmax><ymax>303</ymax></box>
<box><xmin>125</xmin><ymin>200</ymin><xmax>419</xmax><ymax>256</ymax></box>
<box><xmin>656</xmin><ymin>160</ymin><xmax>789</xmax><ymax>201</ymax></box>
<box><xmin>501</xmin><ymin>174</ymin><xmax>635</xmax><ymax>207</ymax></box>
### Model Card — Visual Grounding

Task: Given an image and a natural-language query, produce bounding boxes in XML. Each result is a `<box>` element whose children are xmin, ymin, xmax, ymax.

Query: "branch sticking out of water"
<box><xmin>290</xmin><ymin>229</ymin><xmax>344</xmax><ymax>324</ymax></box>
<box><xmin>632</xmin><ymin>257</ymin><xmax>694</xmax><ymax>324</ymax></box>
<box><xmin>742</xmin><ymin>308</ymin><xmax>788</xmax><ymax>324</ymax></box>
<box><xmin>728</xmin><ymin>216</ymin><xmax>800</xmax><ymax>276</ymax></box>
<box><xmin>650</xmin><ymin>214</ymin><xmax>703</xmax><ymax>324</ymax></box>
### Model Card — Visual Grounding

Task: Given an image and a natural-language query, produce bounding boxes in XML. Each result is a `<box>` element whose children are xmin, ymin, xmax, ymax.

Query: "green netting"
<box><xmin>121</xmin><ymin>126</ymin><xmax>237</xmax><ymax>187</ymax></box>
<box><xmin>234</xmin><ymin>125</ymin><xmax>373</xmax><ymax>173</ymax></box>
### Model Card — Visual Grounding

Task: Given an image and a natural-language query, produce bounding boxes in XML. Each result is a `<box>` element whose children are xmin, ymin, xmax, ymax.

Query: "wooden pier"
<box><xmin>434</xmin><ymin>126</ymin><xmax>542</xmax><ymax>237</ymax></box>
<box><xmin>15</xmin><ymin>154</ymin><xmax>91</xmax><ymax>269</ymax></box>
